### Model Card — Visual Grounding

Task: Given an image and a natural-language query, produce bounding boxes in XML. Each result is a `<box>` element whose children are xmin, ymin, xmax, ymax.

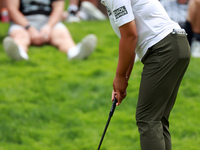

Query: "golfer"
<box><xmin>101</xmin><ymin>0</ymin><xmax>190</xmax><ymax>149</ymax></box>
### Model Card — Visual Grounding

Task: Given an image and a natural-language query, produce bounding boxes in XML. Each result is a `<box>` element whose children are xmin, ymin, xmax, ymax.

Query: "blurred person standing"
<box><xmin>185</xmin><ymin>0</ymin><xmax>200</xmax><ymax>57</ymax></box>
<box><xmin>160</xmin><ymin>0</ymin><xmax>200</xmax><ymax>57</ymax></box>
<box><xmin>160</xmin><ymin>0</ymin><xmax>189</xmax><ymax>28</ymax></box>
<box><xmin>101</xmin><ymin>0</ymin><xmax>190</xmax><ymax>149</ymax></box>
<box><xmin>3</xmin><ymin>0</ymin><xmax>97</xmax><ymax>61</ymax></box>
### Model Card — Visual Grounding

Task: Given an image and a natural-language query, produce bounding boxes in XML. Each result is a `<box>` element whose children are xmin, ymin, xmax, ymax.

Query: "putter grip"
<box><xmin>109</xmin><ymin>97</ymin><xmax>118</xmax><ymax>117</ymax></box>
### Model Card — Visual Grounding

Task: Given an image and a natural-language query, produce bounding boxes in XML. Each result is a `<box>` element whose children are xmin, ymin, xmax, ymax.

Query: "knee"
<box><xmin>51</xmin><ymin>30</ymin><xmax>69</xmax><ymax>45</ymax></box>
<box><xmin>10</xmin><ymin>29</ymin><xmax>30</xmax><ymax>42</ymax></box>
<box><xmin>136</xmin><ymin>120</ymin><xmax>163</xmax><ymax>139</ymax></box>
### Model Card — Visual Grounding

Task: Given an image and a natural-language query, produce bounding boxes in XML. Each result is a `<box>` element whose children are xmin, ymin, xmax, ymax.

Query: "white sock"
<box><xmin>18</xmin><ymin>46</ymin><xmax>25</xmax><ymax>52</ymax></box>
<box><xmin>19</xmin><ymin>46</ymin><xmax>29</xmax><ymax>60</ymax></box>
<box><xmin>67</xmin><ymin>45</ymin><xmax>80</xmax><ymax>59</ymax></box>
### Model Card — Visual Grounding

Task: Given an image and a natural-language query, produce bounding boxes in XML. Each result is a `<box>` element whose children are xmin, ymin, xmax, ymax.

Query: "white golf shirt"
<box><xmin>101</xmin><ymin>0</ymin><xmax>181</xmax><ymax>60</ymax></box>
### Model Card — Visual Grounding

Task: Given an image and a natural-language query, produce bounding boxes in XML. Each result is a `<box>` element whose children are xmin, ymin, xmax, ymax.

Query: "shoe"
<box><xmin>191</xmin><ymin>39</ymin><xmax>200</xmax><ymax>58</ymax></box>
<box><xmin>69</xmin><ymin>34</ymin><xmax>97</xmax><ymax>60</ymax></box>
<box><xmin>3</xmin><ymin>37</ymin><xmax>29</xmax><ymax>60</ymax></box>
<box><xmin>66</xmin><ymin>13</ymin><xmax>80</xmax><ymax>23</ymax></box>
<box><xmin>80</xmin><ymin>1</ymin><xmax>107</xmax><ymax>20</ymax></box>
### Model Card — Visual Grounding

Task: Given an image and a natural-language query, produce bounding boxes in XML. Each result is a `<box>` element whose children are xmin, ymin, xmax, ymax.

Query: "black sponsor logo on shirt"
<box><xmin>113</xmin><ymin>6</ymin><xmax>128</xmax><ymax>19</ymax></box>
<box><xmin>106</xmin><ymin>6</ymin><xmax>112</xmax><ymax>16</ymax></box>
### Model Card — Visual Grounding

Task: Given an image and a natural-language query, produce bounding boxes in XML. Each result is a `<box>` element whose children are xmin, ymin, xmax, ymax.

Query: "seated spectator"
<box><xmin>64</xmin><ymin>0</ymin><xmax>107</xmax><ymax>23</ymax></box>
<box><xmin>3</xmin><ymin>0</ymin><xmax>97</xmax><ymax>61</ymax></box>
<box><xmin>186</xmin><ymin>0</ymin><xmax>200</xmax><ymax>57</ymax></box>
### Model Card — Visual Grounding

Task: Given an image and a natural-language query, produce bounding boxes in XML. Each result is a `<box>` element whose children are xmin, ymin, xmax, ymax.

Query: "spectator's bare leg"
<box><xmin>50</xmin><ymin>26</ymin><xmax>97</xmax><ymax>60</ymax></box>
<box><xmin>69</xmin><ymin>0</ymin><xmax>79</xmax><ymax>5</ymax></box>
<box><xmin>50</xmin><ymin>27</ymin><xmax>76</xmax><ymax>53</ymax></box>
<box><xmin>3</xmin><ymin>28</ymin><xmax>30</xmax><ymax>60</ymax></box>
<box><xmin>9</xmin><ymin>29</ymin><xmax>31</xmax><ymax>52</ymax></box>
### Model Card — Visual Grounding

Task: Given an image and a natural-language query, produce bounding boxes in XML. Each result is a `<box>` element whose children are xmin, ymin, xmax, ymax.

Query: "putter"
<box><xmin>97</xmin><ymin>97</ymin><xmax>118</xmax><ymax>150</ymax></box>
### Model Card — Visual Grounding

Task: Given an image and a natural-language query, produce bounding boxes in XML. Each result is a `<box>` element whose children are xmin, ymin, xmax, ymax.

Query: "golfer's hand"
<box><xmin>112</xmin><ymin>75</ymin><xmax>128</xmax><ymax>105</ymax></box>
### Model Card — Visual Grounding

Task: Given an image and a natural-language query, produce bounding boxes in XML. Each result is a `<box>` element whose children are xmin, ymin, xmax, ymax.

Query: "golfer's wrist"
<box><xmin>116</xmin><ymin>67</ymin><xmax>127</xmax><ymax>77</ymax></box>
<box><xmin>115</xmin><ymin>73</ymin><xmax>126</xmax><ymax>79</ymax></box>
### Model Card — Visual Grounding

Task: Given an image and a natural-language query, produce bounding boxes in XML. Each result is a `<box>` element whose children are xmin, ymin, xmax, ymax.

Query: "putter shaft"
<box><xmin>97</xmin><ymin>98</ymin><xmax>118</xmax><ymax>150</ymax></box>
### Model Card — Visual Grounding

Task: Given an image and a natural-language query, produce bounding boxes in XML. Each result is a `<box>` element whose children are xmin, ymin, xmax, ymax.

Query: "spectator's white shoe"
<box><xmin>68</xmin><ymin>34</ymin><xmax>97</xmax><ymax>60</ymax></box>
<box><xmin>3</xmin><ymin>37</ymin><xmax>29</xmax><ymax>60</ymax></box>
<box><xmin>191</xmin><ymin>39</ymin><xmax>200</xmax><ymax>58</ymax></box>
<box><xmin>80</xmin><ymin>1</ymin><xmax>107</xmax><ymax>20</ymax></box>
<box><xmin>66</xmin><ymin>14</ymin><xmax>80</xmax><ymax>23</ymax></box>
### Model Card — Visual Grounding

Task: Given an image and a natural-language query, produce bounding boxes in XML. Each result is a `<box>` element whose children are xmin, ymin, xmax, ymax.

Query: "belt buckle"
<box><xmin>172</xmin><ymin>29</ymin><xmax>187</xmax><ymax>35</ymax></box>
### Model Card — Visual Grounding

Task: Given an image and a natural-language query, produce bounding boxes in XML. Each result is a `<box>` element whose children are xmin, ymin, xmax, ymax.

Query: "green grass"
<box><xmin>0</xmin><ymin>21</ymin><xmax>200</xmax><ymax>150</ymax></box>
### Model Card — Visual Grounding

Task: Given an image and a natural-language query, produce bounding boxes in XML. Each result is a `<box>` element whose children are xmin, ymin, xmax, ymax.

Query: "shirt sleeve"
<box><xmin>106</xmin><ymin>0</ymin><xmax>135</xmax><ymax>27</ymax></box>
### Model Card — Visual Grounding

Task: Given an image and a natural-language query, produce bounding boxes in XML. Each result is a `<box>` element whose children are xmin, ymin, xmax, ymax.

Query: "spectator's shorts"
<box><xmin>8</xmin><ymin>14</ymin><xmax>67</xmax><ymax>34</ymax></box>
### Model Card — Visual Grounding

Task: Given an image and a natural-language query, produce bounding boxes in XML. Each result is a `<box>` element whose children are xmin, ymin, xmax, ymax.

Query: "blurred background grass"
<box><xmin>0</xmin><ymin>18</ymin><xmax>200</xmax><ymax>150</ymax></box>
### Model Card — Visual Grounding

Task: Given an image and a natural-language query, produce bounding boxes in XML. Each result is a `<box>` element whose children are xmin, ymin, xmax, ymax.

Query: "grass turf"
<box><xmin>0</xmin><ymin>21</ymin><xmax>200</xmax><ymax>150</ymax></box>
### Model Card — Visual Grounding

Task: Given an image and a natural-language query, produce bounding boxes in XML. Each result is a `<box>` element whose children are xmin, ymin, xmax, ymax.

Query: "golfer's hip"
<box><xmin>144</xmin><ymin>30</ymin><xmax>190</xmax><ymax>63</ymax></box>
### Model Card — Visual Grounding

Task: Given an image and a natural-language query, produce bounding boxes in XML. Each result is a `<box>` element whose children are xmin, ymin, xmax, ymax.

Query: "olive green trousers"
<box><xmin>136</xmin><ymin>32</ymin><xmax>190</xmax><ymax>150</ymax></box>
